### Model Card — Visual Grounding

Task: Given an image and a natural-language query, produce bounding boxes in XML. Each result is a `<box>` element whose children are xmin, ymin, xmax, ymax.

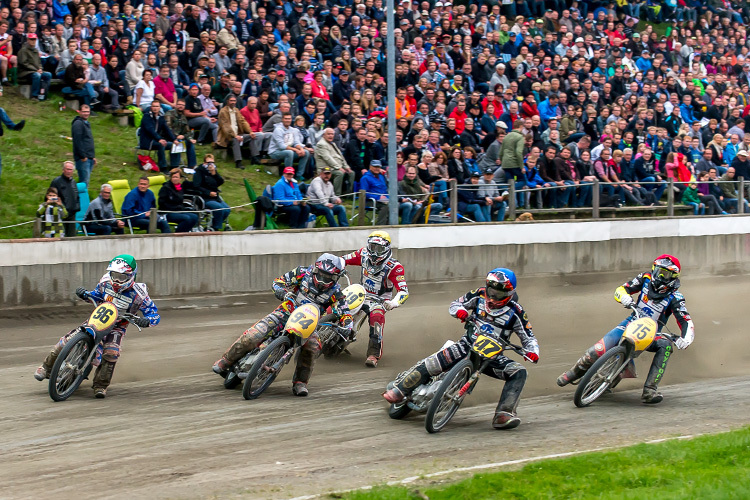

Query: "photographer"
<box><xmin>193</xmin><ymin>154</ymin><xmax>231</xmax><ymax>231</ymax></box>
<box><xmin>36</xmin><ymin>187</ymin><xmax>68</xmax><ymax>238</ymax></box>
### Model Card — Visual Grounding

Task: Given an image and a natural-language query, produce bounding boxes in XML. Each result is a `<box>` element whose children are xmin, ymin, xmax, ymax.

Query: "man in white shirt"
<box><xmin>268</xmin><ymin>113</ymin><xmax>310</xmax><ymax>178</ymax></box>
<box><xmin>307</xmin><ymin>167</ymin><xmax>348</xmax><ymax>227</ymax></box>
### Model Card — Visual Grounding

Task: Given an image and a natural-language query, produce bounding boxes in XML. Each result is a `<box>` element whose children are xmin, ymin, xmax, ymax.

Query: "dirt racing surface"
<box><xmin>2</xmin><ymin>272</ymin><xmax>750</xmax><ymax>499</ymax></box>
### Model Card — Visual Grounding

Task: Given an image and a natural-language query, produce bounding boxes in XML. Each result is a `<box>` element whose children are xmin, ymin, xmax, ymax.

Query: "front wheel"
<box><xmin>425</xmin><ymin>359</ymin><xmax>473</xmax><ymax>434</ymax></box>
<box><xmin>48</xmin><ymin>331</ymin><xmax>95</xmax><ymax>402</ymax></box>
<box><xmin>242</xmin><ymin>336</ymin><xmax>291</xmax><ymax>400</ymax></box>
<box><xmin>574</xmin><ymin>345</ymin><xmax>628</xmax><ymax>408</ymax></box>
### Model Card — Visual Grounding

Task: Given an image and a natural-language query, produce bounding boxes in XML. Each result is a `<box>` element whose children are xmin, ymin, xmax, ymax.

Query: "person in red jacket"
<box><xmin>340</xmin><ymin>231</ymin><xmax>409</xmax><ymax>367</ymax></box>
<box><xmin>239</xmin><ymin>96</ymin><xmax>272</xmax><ymax>163</ymax></box>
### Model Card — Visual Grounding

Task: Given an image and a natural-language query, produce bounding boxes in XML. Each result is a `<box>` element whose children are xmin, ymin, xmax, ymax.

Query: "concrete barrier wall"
<box><xmin>2</xmin><ymin>217</ymin><xmax>749</xmax><ymax>308</ymax></box>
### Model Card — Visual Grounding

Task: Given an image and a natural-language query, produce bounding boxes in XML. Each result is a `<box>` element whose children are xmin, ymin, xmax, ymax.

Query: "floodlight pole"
<box><xmin>386</xmin><ymin>0</ymin><xmax>398</xmax><ymax>225</ymax></box>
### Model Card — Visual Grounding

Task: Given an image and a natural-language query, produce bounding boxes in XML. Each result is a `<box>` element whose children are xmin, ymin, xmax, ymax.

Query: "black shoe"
<box><xmin>13</xmin><ymin>120</ymin><xmax>25</xmax><ymax>131</ymax></box>
<box><xmin>235</xmin><ymin>161</ymin><xmax>245</xmax><ymax>170</ymax></box>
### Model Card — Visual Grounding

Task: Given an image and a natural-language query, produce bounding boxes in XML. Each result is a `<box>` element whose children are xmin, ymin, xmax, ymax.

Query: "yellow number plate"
<box><xmin>88</xmin><ymin>302</ymin><xmax>118</xmax><ymax>331</ymax></box>
<box><xmin>285</xmin><ymin>303</ymin><xmax>320</xmax><ymax>340</ymax></box>
<box><xmin>623</xmin><ymin>318</ymin><xmax>658</xmax><ymax>352</ymax></box>
<box><xmin>472</xmin><ymin>335</ymin><xmax>504</xmax><ymax>358</ymax></box>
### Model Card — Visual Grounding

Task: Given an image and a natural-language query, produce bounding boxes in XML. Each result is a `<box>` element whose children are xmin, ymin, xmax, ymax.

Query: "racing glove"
<box><xmin>75</xmin><ymin>287</ymin><xmax>89</xmax><ymax>301</ymax></box>
<box><xmin>619</xmin><ymin>295</ymin><xmax>634</xmax><ymax>308</ymax></box>
<box><xmin>455</xmin><ymin>308</ymin><xmax>469</xmax><ymax>322</ymax></box>
<box><xmin>525</xmin><ymin>352</ymin><xmax>539</xmax><ymax>363</ymax></box>
<box><xmin>283</xmin><ymin>292</ymin><xmax>297</xmax><ymax>304</ymax></box>
<box><xmin>384</xmin><ymin>299</ymin><xmax>400</xmax><ymax>311</ymax></box>
<box><xmin>131</xmin><ymin>316</ymin><xmax>151</xmax><ymax>328</ymax></box>
<box><xmin>675</xmin><ymin>336</ymin><xmax>692</xmax><ymax>350</ymax></box>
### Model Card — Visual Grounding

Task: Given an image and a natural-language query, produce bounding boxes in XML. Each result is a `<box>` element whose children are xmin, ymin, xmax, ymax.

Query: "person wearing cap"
<box><xmin>18</xmin><ymin>32</ymin><xmax>51</xmax><ymax>100</ymax></box>
<box><xmin>314</xmin><ymin>127</ymin><xmax>355</xmax><ymax>195</ymax></box>
<box><xmin>457</xmin><ymin>171</ymin><xmax>488</xmax><ymax>222</ymax></box>
<box><xmin>272</xmin><ymin>166</ymin><xmax>310</xmax><ymax>228</ymax></box>
<box><xmin>478</xmin><ymin>167</ymin><xmax>509</xmax><ymax>221</ymax></box>
<box><xmin>268</xmin><ymin>112</ymin><xmax>311</xmax><ymax>179</ymax></box>
<box><xmin>307</xmin><ymin>167</ymin><xmax>349</xmax><ymax>227</ymax></box>
<box><xmin>359</xmin><ymin>159</ymin><xmax>389</xmax><ymax>225</ymax></box>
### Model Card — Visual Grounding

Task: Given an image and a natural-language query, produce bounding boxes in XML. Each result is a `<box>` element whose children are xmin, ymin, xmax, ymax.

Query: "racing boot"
<box><xmin>92</xmin><ymin>360</ymin><xmax>116</xmax><ymax>398</ymax></box>
<box><xmin>557</xmin><ymin>346</ymin><xmax>601</xmax><ymax>387</ymax></box>
<box><xmin>641</xmin><ymin>342</ymin><xmax>672</xmax><ymax>405</ymax></box>
<box><xmin>492</xmin><ymin>411</ymin><xmax>521</xmax><ymax>430</ymax></box>
<box><xmin>641</xmin><ymin>387</ymin><xmax>663</xmax><ymax>404</ymax></box>
<box><xmin>34</xmin><ymin>366</ymin><xmax>48</xmax><ymax>381</ymax></box>
<box><xmin>382</xmin><ymin>363</ymin><xmax>431</xmax><ymax>403</ymax></box>
<box><xmin>365</xmin><ymin>325</ymin><xmax>383</xmax><ymax>368</ymax></box>
<box><xmin>292</xmin><ymin>341</ymin><xmax>318</xmax><ymax>394</ymax></box>
<box><xmin>292</xmin><ymin>382</ymin><xmax>309</xmax><ymax>397</ymax></box>
<box><xmin>212</xmin><ymin>357</ymin><xmax>231</xmax><ymax>378</ymax></box>
<box><xmin>382</xmin><ymin>386</ymin><xmax>405</xmax><ymax>403</ymax></box>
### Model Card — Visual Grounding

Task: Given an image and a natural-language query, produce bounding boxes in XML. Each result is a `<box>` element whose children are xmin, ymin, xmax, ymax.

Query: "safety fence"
<box><xmin>2</xmin><ymin>177</ymin><xmax>747</xmax><ymax>238</ymax></box>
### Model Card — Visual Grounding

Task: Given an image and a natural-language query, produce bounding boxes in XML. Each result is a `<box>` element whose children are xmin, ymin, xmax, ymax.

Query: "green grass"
<box><xmin>340</xmin><ymin>426</ymin><xmax>750</xmax><ymax>500</ymax></box>
<box><xmin>0</xmin><ymin>87</ymin><xmax>279</xmax><ymax>238</ymax></box>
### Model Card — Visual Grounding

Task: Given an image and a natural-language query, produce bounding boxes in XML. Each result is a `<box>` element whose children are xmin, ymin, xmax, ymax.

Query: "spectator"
<box><xmin>217</xmin><ymin>94</ymin><xmax>252</xmax><ymax>170</ymax></box>
<box><xmin>71</xmin><ymin>104</ymin><xmax>96</xmax><ymax>185</ymax></box>
<box><xmin>63</xmin><ymin>52</ymin><xmax>97</xmax><ymax>107</ymax></box>
<box><xmin>158</xmin><ymin>168</ymin><xmax>198</xmax><ymax>232</ymax></box>
<box><xmin>315</xmin><ymin>127</ymin><xmax>354</xmax><ymax>196</ymax></box>
<box><xmin>478</xmin><ymin>168</ymin><xmax>508</xmax><ymax>221</ymax></box>
<box><xmin>125</xmin><ymin>49</ymin><xmax>144</xmax><ymax>90</ymax></box>
<box><xmin>36</xmin><ymin>187</ymin><xmax>67</xmax><ymax>238</ymax></box>
<box><xmin>696</xmin><ymin>171</ymin><xmax>726</xmax><ymax>216</ymax></box>
<box><xmin>183</xmin><ymin>83</ymin><xmax>217</xmax><ymax>145</ymax></box>
<box><xmin>139</xmin><ymin>100</ymin><xmax>177</xmax><ymax>172</ymax></box>
<box><xmin>154</xmin><ymin>64</ymin><xmax>177</xmax><ymax>112</ymax></box>
<box><xmin>398</xmin><ymin>165</ymin><xmax>438</xmax><ymax>224</ymax></box>
<box><xmin>193</xmin><ymin>154</ymin><xmax>231</xmax><ymax>231</ymax></box>
<box><xmin>121</xmin><ymin>176</ymin><xmax>171</xmax><ymax>234</ymax></box>
<box><xmin>344</xmin><ymin>127</ymin><xmax>372</xmax><ymax>181</ymax></box>
<box><xmin>498</xmin><ymin>119</ymin><xmax>527</xmax><ymax>180</ymax></box>
<box><xmin>0</xmin><ymin>106</ymin><xmax>24</xmax><ymax>180</ymax></box>
<box><xmin>268</xmin><ymin>112</ymin><xmax>310</xmax><ymax>178</ymax></box>
<box><xmin>457</xmin><ymin>172</ymin><xmax>487</xmax><ymax>222</ymax></box>
<box><xmin>165</xmin><ymin>98</ymin><xmax>197</xmax><ymax>169</ymax></box>
<box><xmin>84</xmin><ymin>183</ymin><xmax>125</xmax><ymax>235</ymax></box>
<box><xmin>272</xmin><ymin>166</ymin><xmax>310</xmax><ymax>228</ymax></box>
<box><xmin>681</xmin><ymin>182</ymin><xmax>705</xmax><ymax>215</ymax></box>
<box><xmin>89</xmin><ymin>53</ymin><xmax>118</xmax><ymax>110</ymax></box>
<box><xmin>307</xmin><ymin>167</ymin><xmax>349</xmax><ymax>227</ymax></box>
<box><xmin>240</xmin><ymin>96</ymin><xmax>272</xmax><ymax>164</ymax></box>
<box><xmin>134</xmin><ymin>67</ymin><xmax>156</xmax><ymax>110</ymax></box>
<box><xmin>49</xmin><ymin>161</ymin><xmax>79</xmax><ymax>238</ymax></box>
<box><xmin>18</xmin><ymin>32</ymin><xmax>50</xmax><ymax>100</ymax></box>
<box><xmin>359</xmin><ymin>159</ymin><xmax>389</xmax><ymax>225</ymax></box>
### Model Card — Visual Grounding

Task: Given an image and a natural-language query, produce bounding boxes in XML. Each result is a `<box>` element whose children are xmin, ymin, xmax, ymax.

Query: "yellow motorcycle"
<box><xmin>316</xmin><ymin>283</ymin><xmax>367</xmax><ymax>359</ymax></box>
<box><xmin>574</xmin><ymin>306</ymin><xmax>676</xmax><ymax>408</ymax></box>
<box><xmin>242</xmin><ymin>303</ymin><xmax>320</xmax><ymax>400</ymax></box>
<box><xmin>48</xmin><ymin>299</ymin><xmax>143</xmax><ymax>402</ymax></box>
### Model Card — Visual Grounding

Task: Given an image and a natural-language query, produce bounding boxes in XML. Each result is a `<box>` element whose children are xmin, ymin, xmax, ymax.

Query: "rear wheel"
<box><xmin>425</xmin><ymin>359</ymin><xmax>473</xmax><ymax>433</ymax></box>
<box><xmin>48</xmin><ymin>331</ymin><xmax>94</xmax><ymax>402</ymax></box>
<box><xmin>574</xmin><ymin>345</ymin><xmax>628</xmax><ymax>408</ymax></box>
<box><xmin>242</xmin><ymin>336</ymin><xmax>291</xmax><ymax>400</ymax></box>
<box><xmin>388</xmin><ymin>401</ymin><xmax>412</xmax><ymax>420</ymax></box>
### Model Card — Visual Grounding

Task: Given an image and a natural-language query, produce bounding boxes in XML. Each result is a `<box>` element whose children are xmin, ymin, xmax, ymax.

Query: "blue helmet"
<box><xmin>485</xmin><ymin>268</ymin><xmax>517</xmax><ymax>315</ymax></box>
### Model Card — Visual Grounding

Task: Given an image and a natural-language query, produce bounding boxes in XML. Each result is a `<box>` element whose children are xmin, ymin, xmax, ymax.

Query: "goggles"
<box><xmin>110</xmin><ymin>271</ymin><xmax>131</xmax><ymax>284</ymax></box>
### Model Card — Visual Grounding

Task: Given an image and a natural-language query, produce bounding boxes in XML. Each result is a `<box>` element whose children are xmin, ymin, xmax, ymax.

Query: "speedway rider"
<box><xmin>212</xmin><ymin>253</ymin><xmax>353</xmax><ymax>396</ymax></box>
<box><xmin>557</xmin><ymin>254</ymin><xmax>694</xmax><ymax>404</ymax></box>
<box><xmin>34</xmin><ymin>255</ymin><xmax>159</xmax><ymax>398</ymax></box>
<box><xmin>383</xmin><ymin>268</ymin><xmax>539</xmax><ymax>429</ymax></box>
<box><xmin>341</xmin><ymin>231</ymin><xmax>409</xmax><ymax>368</ymax></box>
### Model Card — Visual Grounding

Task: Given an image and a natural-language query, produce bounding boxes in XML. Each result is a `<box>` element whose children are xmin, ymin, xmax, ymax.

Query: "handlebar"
<box><xmin>628</xmin><ymin>305</ymin><xmax>676</xmax><ymax>342</ymax></box>
<box><xmin>87</xmin><ymin>297</ymin><xmax>143</xmax><ymax>331</ymax></box>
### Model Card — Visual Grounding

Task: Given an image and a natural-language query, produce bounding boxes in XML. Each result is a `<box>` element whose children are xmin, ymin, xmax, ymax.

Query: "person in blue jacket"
<box><xmin>273</xmin><ymin>166</ymin><xmax>310</xmax><ymax>228</ymax></box>
<box><xmin>457</xmin><ymin>172</ymin><xmax>488</xmax><ymax>222</ymax></box>
<box><xmin>359</xmin><ymin>159</ymin><xmax>389</xmax><ymax>225</ymax></box>
<box><xmin>139</xmin><ymin>100</ymin><xmax>177</xmax><ymax>172</ymax></box>
<box><xmin>121</xmin><ymin>176</ymin><xmax>172</xmax><ymax>233</ymax></box>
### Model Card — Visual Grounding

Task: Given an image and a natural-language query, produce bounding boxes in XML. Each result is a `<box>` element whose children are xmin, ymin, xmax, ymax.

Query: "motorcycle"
<box><xmin>242</xmin><ymin>303</ymin><xmax>321</xmax><ymax>400</ymax></box>
<box><xmin>48</xmin><ymin>299</ymin><xmax>143</xmax><ymax>402</ymax></box>
<box><xmin>387</xmin><ymin>335</ymin><xmax>530</xmax><ymax>434</ymax></box>
<box><xmin>573</xmin><ymin>306</ymin><xmax>676</xmax><ymax>408</ymax></box>
<box><xmin>316</xmin><ymin>284</ymin><xmax>368</xmax><ymax>358</ymax></box>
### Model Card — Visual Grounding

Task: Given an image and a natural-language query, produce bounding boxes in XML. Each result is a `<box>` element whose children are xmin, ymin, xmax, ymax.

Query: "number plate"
<box><xmin>471</xmin><ymin>334</ymin><xmax>504</xmax><ymax>359</ymax></box>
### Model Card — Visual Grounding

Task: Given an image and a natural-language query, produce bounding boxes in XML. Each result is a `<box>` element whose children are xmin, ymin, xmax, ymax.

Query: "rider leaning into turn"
<box><xmin>34</xmin><ymin>255</ymin><xmax>159</xmax><ymax>398</ymax></box>
<box><xmin>341</xmin><ymin>231</ymin><xmax>408</xmax><ymax>368</ymax></box>
<box><xmin>212</xmin><ymin>253</ymin><xmax>353</xmax><ymax>396</ymax></box>
<box><xmin>557</xmin><ymin>254</ymin><xmax>695</xmax><ymax>404</ymax></box>
<box><xmin>383</xmin><ymin>268</ymin><xmax>539</xmax><ymax>429</ymax></box>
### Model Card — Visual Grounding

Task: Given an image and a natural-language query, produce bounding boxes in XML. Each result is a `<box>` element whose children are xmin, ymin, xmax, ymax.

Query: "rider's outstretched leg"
<box><xmin>557</xmin><ymin>320</ymin><xmax>629</xmax><ymax>387</ymax></box>
<box><xmin>491</xmin><ymin>360</ymin><xmax>526</xmax><ymax>430</ymax></box>
<box><xmin>642</xmin><ymin>338</ymin><xmax>673</xmax><ymax>404</ymax></box>
<box><xmin>212</xmin><ymin>312</ymin><xmax>283</xmax><ymax>376</ymax></box>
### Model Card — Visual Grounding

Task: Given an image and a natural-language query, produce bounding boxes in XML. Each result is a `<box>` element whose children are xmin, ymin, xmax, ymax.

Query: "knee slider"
<box><xmin>504</xmin><ymin>361</ymin><xmax>526</xmax><ymax>379</ymax></box>
<box><xmin>424</xmin><ymin>353</ymin><xmax>443</xmax><ymax>376</ymax></box>
<box><xmin>369</xmin><ymin>306</ymin><xmax>386</xmax><ymax>325</ymax></box>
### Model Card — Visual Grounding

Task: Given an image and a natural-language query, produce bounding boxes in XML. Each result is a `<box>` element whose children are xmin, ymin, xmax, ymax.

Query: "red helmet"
<box><xmin>651</xmin><ymin>254</ymin><xmax>680</xmax><ymax>296</ymax></box>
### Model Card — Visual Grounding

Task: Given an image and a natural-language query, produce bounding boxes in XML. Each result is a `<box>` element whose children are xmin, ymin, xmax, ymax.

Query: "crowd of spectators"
<box><xmin>16</xmin><ymin>0</ymin><xmax>750</xmax><ymax>236</ymax></box>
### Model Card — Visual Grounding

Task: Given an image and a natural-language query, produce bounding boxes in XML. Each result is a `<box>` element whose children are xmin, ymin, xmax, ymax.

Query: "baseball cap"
<box><xmin>371</xmin><ymin>160</ymin><xmax>382</xmax><ymax>167</ymax></box>
<box><xmin>470</xmin><ymin>171</ymin><xmax>481</xmax><ymax>178</ymax></box>
<box><xmin>277</xmin><ymin>70</ymin><xmax>285</xmax><ymax>76</ymax></box>
<box><xmin>283</xmin><ymin>166</ymin><xmax>296</xmax><ymax>174</ymax></box>
<box><xmin>211</xmin><ymin>7</ymin><xmax>219</xmax><ymax>13</ymax></box>
<box><xmin>509</xmin><ymin>32</ymin><xmax>516</xmax><ymax>37</ymax></box>
<box><xmin>27</xmin><ymin>33</ymin><xmax>37</xmax><ymax>39</ymax></box>
<box><xmin>739</xmin><ymin>151</ymin><xmax>749</xmax><ymax>157</ymax></box>
<box><xmin>496</xmin><ymin>121</ymin><xmax>508</xmax><ymax>129</ymax></box>
<box><xmin>189</xmin><ymin>83</ymin><xmax>200</xmax><ymax>89</ymax></box>
<box><xmin>400</xmin><ymin>19</ymin><xmax>409</xmax><ymax>25</ymax></box>
<box><xmin>198</xmin><ymin>74</ymin><xmax>209</xmax><ymax>79</ymax></box>
<box><xmin>287</xmin><ymin>87</ymin><xmax>298</xmax><ymax>93</ymax></box>
<box><xmin>483</xmin><ymin>167</ymin><xmax>495</xmax><ymax>175</ymax></box>
<box><xmin>320</xmin><ymin>166</ymin><xmax>333</xmax><ymax>173</ymax></box>
<box><xmin>575</xmin><ymin>37</ymin><xmax>584</xmax><ymax>43</ymax></box>
<box><xmin>633</xmin><ymin>33</ymin><xmax>641</xmax><ymax>38</ymax></box>
<box><xmin>340</xmin><ymin>70</ymin><xmax>349</xmax><ymax>76</ymax></box>
<box><xmin>144</xmin><ymin>27</ymin><xmax>153</xmax><ymax>33</ymax></box>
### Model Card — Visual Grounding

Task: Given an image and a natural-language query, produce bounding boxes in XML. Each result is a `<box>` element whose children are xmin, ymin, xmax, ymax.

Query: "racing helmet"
<box><xmin>485</xmin><ymin>268</ymin><xmax>517</xmax><ymax>315</ymax></box>
<box><xmin>364</xmin><ymin>230</ymin><xmax>392</xmax><ymax>272</ymax></box>
<box><xmin>311</xmin><ymin>253</ymin><xmax>346</xmax><ymax>293</ymax></box>
<box><xmin>650</xmin><ymin>254</ymin><xmax>680</xmax><ymax>297</ymax></box>
<box><xmin>107</xmin><ymin>254</ymin><xmax>137</xmax><ymax>293</ymax></box>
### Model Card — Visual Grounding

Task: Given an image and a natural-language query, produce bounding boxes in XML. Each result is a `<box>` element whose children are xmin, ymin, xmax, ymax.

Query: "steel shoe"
<box><xmin>94</xmin><ymin>388</ymin><xmax>107</xmax><ymax>399</ymax></box>
<box><xmin>382</xmin><ymin>387</ymin><xmax>405</xmax><ymax>404</ymax></box>
<box><xmin>641</xmin><ymin>388</ymin><xmax>663</xmax><ymax>404</ymax></box>
<box><xmin>492</xmin><ymin>411</ymin><xmax>521</xmax><ymax>429</ymax></box>
<box><xmin>292</xmin><ymin>382</ymin><xmax>309</xmax><ymax>397</ymax></box>
<box><xmin>212</xmin><ymin>358</ymin><xmax>230</xmax><ymax>378</ymax></box>
<box><xmin>365</xmin><ymin>355</ymin><xmax>379</xmax><ymax>368</ymax></box>
<box><xmin>34</xmin><ymin>366</ymin><xmax>48</xmax><ymax>381</ymax></box>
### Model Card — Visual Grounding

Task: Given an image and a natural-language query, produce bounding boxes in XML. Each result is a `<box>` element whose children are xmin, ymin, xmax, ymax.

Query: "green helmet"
<box><xmin>106</xmin><ymin>254</ymin><xmax>137</xmax><ymax>292</ymax></box>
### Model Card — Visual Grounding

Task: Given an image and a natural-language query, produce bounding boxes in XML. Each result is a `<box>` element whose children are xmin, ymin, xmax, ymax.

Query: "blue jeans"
<box><xmin>480</xmin><ymin>201</ymin><xmax>507</xmax><ymax>221</ymax></box>
<box><xmin>433</xmin><ymin>180</ymin><xmax>449</xmax><ymax>206</ymax></box>
<box><xmin>399</xmin><ymin>201</ymin><xmax>420</xmax><ymax>224</ymax></box>
<box><xmin>75</xmin><ymin>158</ymin><xmax>95</xmax><ymax>186</ymax></box>
<box><xmin>640</xmin><ymin>177</ymin><xmax>667</xmax><ymax>201</ymax></box>
<box><xmin>575</xmin><ymin>182</ymin><xmax>593</xmax><ymax>207</ymax></box>
<box><xmin>166</xmin><ymin>212</ymin><xmax>198</xmax><ymax>232</ymax></box>
<box><xmin>205</xmin><ymin>199</ymin><xmax>231</xmax><ymax>230</ymax></box>
<box><xmin>130</xmin><ymin>215</ymin><xmax>172</xmax><ymax>233</ymax></box>
<box><xmin>0</xmin><ymin>107</ymin><xmax>19</xmax><ymax>180</ymax></box>
<box><xmin>169</xmin><ymin>140</ymin><xmax>197</xmax><ymax>168</ymax></box>
<box><xmin>310</xmin><ymin>203</ymin><xmax>348</xmax><ymax>227</ymax></box>
<box><xmin>685</xmin><ymin>202</ymin><xmax>705</xmax><ymax>215</ymax></box>
<box><xmin>269</xmin><ymin>149</ymin><xmax>310</xmax><ymax>178</ymax></box>
<box><xmin>278</xmin><ymin>203</ymin><xmax>311</xmax><ymax>228</ymax></box>
<box><xmin>554</xmin><ymin>181</ymin><xmax>575</xmax><ymax>208</ymax></box>
<box><xmin>69</xmin><ymin>82</ymin><xmax>98</xmax><ymax>105</ymax></box>
<box><xmin>462</xmin><ymin>203</ymin><xmax>486</xmax><ymax>222</ymax></box>
<box><xmin>30</xmin><ymin>71</ymin><xmax>52</xmax><ymax>98</ymax></box>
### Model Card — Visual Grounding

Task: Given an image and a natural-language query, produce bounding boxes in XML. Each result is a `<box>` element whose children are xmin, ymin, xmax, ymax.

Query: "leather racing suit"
<box><xmin>561</xmin><ymin>272</ymin><xmax>695</xmax><ymax>395</ymax></box>
<box><xmin>341</xmin><ymin>247</ymin><xmax>409</xmax><ymax>360</ymax></box>
<box><xmin>217</xmin><ymin>266</ymin><xmax>354</xmax><ymax>385</ymax></box>
<box><xmin>41</xmin><ymin>275</ymin><xmax>160</xmax><ymax>391</ymax></box>
<box><xmin>391</xmin><ymin>287</ymin><xmax>539</xmax><ymax>416</ymax></box>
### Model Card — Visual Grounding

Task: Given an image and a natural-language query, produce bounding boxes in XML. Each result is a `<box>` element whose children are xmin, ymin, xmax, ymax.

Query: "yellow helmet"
<box><xmin>368</xmin><ymin>230</ymin><xmax>391</xmax><ymax>244</ymax></box>
<box><xmin>366</xmin><ymin>231</ymin><xmax>392</xmax><ymax>269</ymax></box>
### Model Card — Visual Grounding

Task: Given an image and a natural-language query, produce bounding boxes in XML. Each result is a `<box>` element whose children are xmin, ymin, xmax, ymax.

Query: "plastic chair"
<box><xmin>262</xmin><ymin>184</ymin><xmax>280</xmax><ymax>229</ymax></box>
<box><xmin>75</xmin><ymin>182</ymin><xmax>90</xmax><ymax>236</ymax></box>
<box><xmin>147</xmin><ymin>174</ymin><xmax>167</xmax><ymax>201</ymax></box>
<box><xmin>107</xmin><ymin>179</ymin><xmax>134</xmax><ymax>234</ymax></box>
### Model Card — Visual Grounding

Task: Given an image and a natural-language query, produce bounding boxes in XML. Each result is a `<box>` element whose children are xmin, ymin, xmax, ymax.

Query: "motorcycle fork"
<box><xmin>607</xmin><ymin>341</ymin><xmax>635</xmax><ymax>383</ymax></box>
<box><xmin>269</xmin><ymin>347</ymin><xmax>295</xmax><ymax>373</ymax></box>
<box><xmin>75</xmin><ymin>330</ymin><xmax>100</xmax><ymax>376</ymax></box>
<box><xmin>457</xmin><ymin>358</ymin><xmax>488</xmax><ymax>398</ymax></box>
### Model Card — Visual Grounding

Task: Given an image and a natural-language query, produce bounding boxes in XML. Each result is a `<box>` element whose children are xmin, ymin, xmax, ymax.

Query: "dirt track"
<box><xmin>2</xmin><ymin>272</ymin><xmax>750</xmax><ymax>499</ymax></box>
